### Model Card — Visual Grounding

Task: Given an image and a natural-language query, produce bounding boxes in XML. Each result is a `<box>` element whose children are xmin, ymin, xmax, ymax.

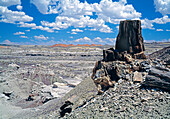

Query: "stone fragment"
<box><xmin>53</xmin><ymin>82</ymin><xmax>67</xmax><ymax>88</ymax></box>
<box><xmin>133</xmin><ymin>52</ymin><xmax>146</xmax><ymax>59</ymax></box>
<box><xmin>133</xmin><ymin>71</ymin><xmax>143</xmax><ymax>83</ymax></box>
<box><xmin>8</xmin><ymin>63</ymin><xmax>20</xmax><ymax>70</ymax></box>
<box><xmin>3</xmin><ymin>91</ymin><xmax>12</xmax><ymax>98</ymax></box>
<box><xmin>60</xmin><ymin>101</ymin><xmax>73</xmax><ymax>117</ymax></box>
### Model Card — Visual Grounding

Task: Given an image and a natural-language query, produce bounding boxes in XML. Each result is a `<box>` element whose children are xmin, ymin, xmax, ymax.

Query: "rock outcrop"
<box><xmin>92</xmin><ymin>20</ymin><xmax>147</xmax><ymax>93</ymax></box>
<box><xmin>92</xmin><ymin>20</ymin><xmax>169</xmax><ymax>93</ymax></box>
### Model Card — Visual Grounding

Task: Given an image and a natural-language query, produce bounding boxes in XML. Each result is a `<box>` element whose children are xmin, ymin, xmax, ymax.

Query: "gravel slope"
<box><xmin>64</xmin><ymin>80</ymin><xmax>170</xmax><ymax>119</ymax></box>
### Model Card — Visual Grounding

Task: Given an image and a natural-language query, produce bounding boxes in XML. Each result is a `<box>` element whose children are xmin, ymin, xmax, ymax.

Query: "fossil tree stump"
<box><xmin>115</xmin><ymin>20</ymin><xmax>145</xmax><ymax>54</ymax></box>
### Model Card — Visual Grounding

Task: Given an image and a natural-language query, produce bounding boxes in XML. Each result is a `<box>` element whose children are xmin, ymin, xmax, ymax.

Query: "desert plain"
<box><xmin>0</xmin><ymin>42</ymin><xmax>169</xmax><ymax>119</ymax></box>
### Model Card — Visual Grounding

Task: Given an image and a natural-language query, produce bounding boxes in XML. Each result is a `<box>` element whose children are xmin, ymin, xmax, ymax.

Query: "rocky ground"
<box><xmin>0</xmin><ymin>42</ymin><xmax>169</xmax><ymax>119</ymax></box>
<box><xmin>64</xmin><ymin>81</ymin><xmax>170</xmax><ymax>119</ymax></box>
<box><xmin>61</xmin><ymin>43</ymin><xmax>170</xmax><ymax>119</ymax></box>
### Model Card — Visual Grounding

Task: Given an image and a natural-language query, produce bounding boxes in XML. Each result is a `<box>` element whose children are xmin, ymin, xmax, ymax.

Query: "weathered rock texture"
<box><xmin>115</xmin><ymin>20</ymin><xmax>145</xmax><ymax>54</ymax></box>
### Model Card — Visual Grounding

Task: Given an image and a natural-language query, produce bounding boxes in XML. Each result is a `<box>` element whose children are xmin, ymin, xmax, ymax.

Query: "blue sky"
<box><xmin>0</xmin><ymin>0</ymin><xmax>169</xmax><ymax>45</ymax></box>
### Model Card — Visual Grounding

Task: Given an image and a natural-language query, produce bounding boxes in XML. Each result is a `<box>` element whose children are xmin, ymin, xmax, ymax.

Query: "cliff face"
<box><xmin>115</xmin><ymin>20</ymin><xmax>145</xmax><ymax>54</ymax></box>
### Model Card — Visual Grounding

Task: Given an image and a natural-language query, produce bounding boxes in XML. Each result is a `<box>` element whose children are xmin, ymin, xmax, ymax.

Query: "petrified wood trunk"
<box><xmin>115</xmin><ymin>20</ymin><xmax>145</xmax><ymax>54</ymax></box>
<box><xmin>142</xmin><ymin>67</ymin><xmax>170</xmax><ymax>92</ymax></box>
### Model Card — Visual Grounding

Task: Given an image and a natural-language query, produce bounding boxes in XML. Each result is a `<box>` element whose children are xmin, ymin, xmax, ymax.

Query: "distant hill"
<box><xmin>50</xmin><ymin>44</ymin><xmax>102</xmax><ymax>47</ymax></box>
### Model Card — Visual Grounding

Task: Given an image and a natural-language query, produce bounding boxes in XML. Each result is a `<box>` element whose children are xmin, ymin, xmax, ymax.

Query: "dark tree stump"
<box><xmin>115</xmin><ymin>20</ymin><xmax>145</xmax><ymax>54</ymax></box>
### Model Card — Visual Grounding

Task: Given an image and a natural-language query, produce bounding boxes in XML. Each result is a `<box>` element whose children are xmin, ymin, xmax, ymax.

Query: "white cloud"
<box><xmin>141</xmin><ymin>15</ymin><xmax>170</xmax><ymax>29</ymax></box>
<box><xmin>30</xmin><ymin>0</ymin><xmax>51</xmax><ymax>14</ymax></box>
<box><xmin>105</xmin><ymin>37</ymin><xmax>116</xmax><ymax>43</ymax></box>
<box><xmin>141</xmin><ymin>18</ymin><xmax>155</xmax><ymax>29</ymax></box>
<box><xmin>70</xmin><ymin>36</ymin><xmax>73</xmax><ymax>38</ymax></box>
<box><xmin>33</xmin><ymin>0</ymin><xmax>141</xmax><ymax>33</ymax></box>
<box><xmin>20</xmin><ymin>36</ymin><xmax>28</xmax><ymax>38</ymax></box>
<box><xmin>154</xmin><ymin>0</ymin><xmax>170</xmax><ymax>15</ymax></box>
<box><xmin>17</xmin><ymin>5</ymin><xmax>22</xmax><ymax>10</ymax></box>
<box><xmin>70</xmin><ymin>36</ymin><xmax>117</xmax><ymax>45</ymax></box>
<box><xmin>71</xmin><ymin>32</ymin><xmax>77</xmax><ymax>34</ymax></box>
<box><xmin>93</xmin><ymin>37</ymin><xmax>104</xmax><ymax>43</ymax></box>
<box><xmin>116</xmin><ymin>26</ymin><xmax>119</xmax><ymax>30</ymax></box>
<box><xmin>93</xmin><ymin>37</ymin><xmax>102</xmax><ymax>41</ymax></box>
<box><xmin>71</xmin><ymin>29</ymin><xmax>83</xmax><ymax>32</ymax></box>
<box><xmin>30</xmin><ymin>0</ymin><xmax>60</xmax><ymax>14</ymax></box>
<box><xmin>34</xmin><ymin>35</ymin><xmax>49</xmax><ymax>40</ymax></box>
<box><xmin>75</xmin><ymin>37</ymin><xmax>91</xmax><ymax>42</ymax></box>
<box><xmin>18</xmin><ymin>22</ymin><xmax>54</xmax><ymax>33</ymax></box>
<box><xmin>0</xmin><ymin>0</ymin><xmax>21</xmax><ymax>7</ymax></box>
<box><xmin>92</xmin><ymin>37</ymin><xmax>116</xmax><ymax>44</ymax></box>
<box><xmin>0</xmin><ymin>6</ymin><xmax>33</xmax><ymax>24</ymax></box>
<box><xmin>2</xmin><ymin>40</ymin><xmax>17</xmax><ymax>45</ymax></box>
<box><xmin>166</xmin><ymin>29</ymin><xmax>170</xmax><ymax>31</ymax></box>
<box><xmin>25</xmin><ymin>29</ymin><xmax>30</xmax><ymax>32</ymax></box>
<box><xmin>32</xmin><ymin>0</ymin><xmax>140</xmax><ymax>20</ymax></box>
<box><xmin>89</xmin><ymin>28</ymin><xmax>97</xmax><ymax>31</ymax></box>
<box><xmin>41</xmin><ymin>16</ymin><xmax>112</xmax><ymax>33</ymax></box>
<box><xmin>19</xmin><ymin>22</ymin><xmax>36</xmax><ymax>27</ymax></box>
<box><xmin>0</xmin><ymin>1</ymin><xmax>33</xmax><ymax>24</ymax></box>
<box><xmin>156</xmin><ymin>29</ymin><xmax>163</xmax><ymax>31</ymax></box>
<box><xmin>153</xmin><ymin>15</ymin><xmax>170</xmax><ymax>24</ymax></box>
<box><xmin>96</xmin><ymin>0</ymin><xmax>141</xmax><ymax>24</ymax></box>
<box><xmin>14</xmin><ymin>31</ymin><xmax>25</xmax><ymax>35</ymax></box>
<box><xmin>35</xmin><ymin>26</ymin><xmax>54</xmax><ymax>32</ymax></box>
